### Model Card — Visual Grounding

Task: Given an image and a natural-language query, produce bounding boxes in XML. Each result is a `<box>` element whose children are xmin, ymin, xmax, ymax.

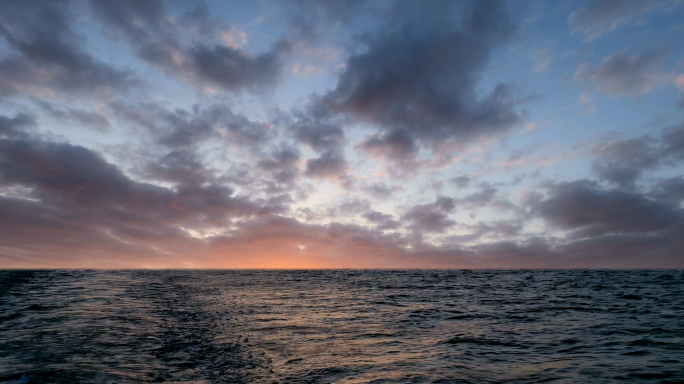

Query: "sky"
<box><xmin>1</xmin><ymin>0</ymin><xmax>684</xmax><ymax>269</ymax></box>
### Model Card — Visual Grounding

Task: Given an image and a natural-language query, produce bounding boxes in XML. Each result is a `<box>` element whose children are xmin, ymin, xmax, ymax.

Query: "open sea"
<box><xmin>0</xmin><ymin>270</ymin><xmax>683</xmax><ymax>383</ymax></box>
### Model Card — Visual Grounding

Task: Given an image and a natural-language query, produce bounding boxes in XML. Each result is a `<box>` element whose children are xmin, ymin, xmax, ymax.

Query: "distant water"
<box><xmin>1</xmin><ymin>270</ymin><xmax>683</xmax><ymax>383</ymax></box>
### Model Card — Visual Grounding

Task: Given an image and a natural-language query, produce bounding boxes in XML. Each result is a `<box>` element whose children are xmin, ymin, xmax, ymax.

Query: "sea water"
<box><xmin>1</xmin><ymin>270</ymin><xmax>683</xmax><ymax>383</ymax></box>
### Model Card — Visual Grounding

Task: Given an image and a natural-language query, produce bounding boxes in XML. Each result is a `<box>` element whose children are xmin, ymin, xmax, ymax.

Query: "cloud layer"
<box><xmin>0</xmin><ymin>0</ymin><xmax>683</xmax><ymax>268</ymax></box>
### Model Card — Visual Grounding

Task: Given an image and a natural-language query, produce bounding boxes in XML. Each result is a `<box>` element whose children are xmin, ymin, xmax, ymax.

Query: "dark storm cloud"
<box><xmin>568</xmin><ymin>0</ymin><xmax>671</xmax><ymax>39</ymax></box>
<box><xmin>591</xmin><ymin>122</ymin><xmax>684</xmax><ymax>187</ymax></box>
<box><xmin>402</xmin><ymin>196</ymin><xmax>457</xmax><ymax>233</ymax></box>
<box><xmin>327</xmin><ymin>0</ymin><xmax>520</xmax><ymax>166</ymax></box>
<box><xmin>112</xmin><ymin>103</ymin><xmax>273</xmax><ymax>148</ymax></box>
<box><xmin>532</xmin><ymin>180</ymin><xmax>684</xmax><ymax>239</ymax></box>
<box><xmin>0</xmin><ymin>0</ymin><xmax>136</xmax><ymax>97</ymax></box>
<box><xmin>89</xmin><ymin>0</ymin><xmax>291</xmax><ymax>92</ymax></box>
<box><xmin>0</xmin><ymin>114</ymin><xmax>36</xmax><ymax>138</ymax></box>
<box><xmin>575</xmin><ymin>50</ymin><xmax>669</xmax><ymax>96</ymax></box>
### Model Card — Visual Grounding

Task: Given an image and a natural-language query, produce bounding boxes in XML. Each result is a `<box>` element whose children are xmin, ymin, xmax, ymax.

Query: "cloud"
<box><xmin>202</xmin><ymin>214</ymin><xmax>684</xmax><ymax>268</ymax></box>
<box><xmin>0</xmin><ymin>131</ymin><xmax>299</xmax><ymax>265</ymax></box>
<box><xmin>446</xmin><ymin>220</ymin><xmax>522</xmax><ymax>243</ymax></box>
<box><xmin>568</xmin><ymin>0</ymin><xmax>672</xmax><ymax>40</ymax></box>
<box><xmin>449</xmin><ymin>176</ymin><xmax>471</xmax><ymax>189</ymax></box>
<box><xmin>257</xmin><ymin>146</ymin><xmax>301</xmax><ymax>189</ymax></box>
<box><xmin>591</xmin><ymin>122</ymin><xmax>684</xmax><ymax>187</ymax></box>
<box><xmin>289</xmin><ymin>96</ymin><xmax>353</xmax><ymax>182</ymax></box>
<box><xmin>677</xmin><ymin>74</ymin><xmax>684</xmax><ymax>107</ymax></box>
<box><xmin>361</xmin><ymin>210</ymin><xmax>401</xmax><ymax>230</ymax></box>
<box><xmin>362</xmin><ymin>182</ymin><xmax>402</xmax><ymax>198</ymax></box>
<box><xmin>575</xmin><ymin>50</ymin><xmax>671</xmax><ymax>96</ymax></box>
<box><xmin>304</xmin><ymin>151</ymin><xmax>349</xmax><ymax>180</ymax></box>
<box><xmin>277</xmin><ymin>0</ymin><xmax>370</xmax><ymax>42</ymax></box>
<box><xmin>361</xmin><ymin>211</ymin><xmax>393</xmax><ymax>222</ymax></box>
<box><xmin>662</xmin><ymin>122</ymin><xmax>684</xmax><ymax>159</ymax></box>
<box><xmin>402</xmin><ymin>196</ymin><xmax>457</xmax><ymax>233</ymax></box>
<box><xmin>2</xmin><ymin>133</ymin><xmax>683</xmax><ymax>268</ymax></box>
<box><xmin>205</xmin><ymin>216</ymin><xmax>424</xmax><ymax>269</ymax></box>
<box><xmin>0</xmin><ymin>0</ymin><xmax>137</xmax><ymax>97</ymax></box>
<box><xmin>326</xmin><ymin>198</ymin><xmax>371</xmax><ymax>218</ymax></box>
<box><xmin>188</xmin><ymin>41</ymin><xmax>292</xmax><ymax>91</ymax></box>
<box><xmin>290</xmin><ymin>96</ymin><xmax>346</xmax><ymax>153</ymax></box>
<box><xmin>142</xmin><ymin>149</ymin><xmax>214</xmax><ymax>186</ymax></box>
<box><xmin>649</xmin><ymin>176</ymin><xmax>684</xmax><ymax>201</ymax></box>
<box><xmin>550</xmin><ymin>233</ymin><xmax>684</xmax><ymax>268</ymax></box>
<box><xmin>355</xmin><ymin>129</ymin><xmax>421</xmax><ymax>175</ymax></box>
<box><xmin>591</xmin><ymin>137</ymin><xmax>660</xmax><ymax>188</ymax></box>
<box><xmin>55</xmin><ymin>110</ymin><xmax>111</xmax><ymax>132</ymax></box>
<box><xmin>469</xmin><ymin>234</ymin><xmax>684</xmax><ymax>268</ymax></box>
<box><xmin>0</xmin><ymin>114</ymin><xmax>36</xmax><ymax>138</ymax></box>
<box><xmin>0</xmin><ymin>137</ymin><xmax>264</xmax><ymax>221</ymax></box>
<box><xmin>454</xmin><ymin>185</ymin><xmax>498</xmax><ymax>209</ymax></box>
<box><xmin>89</xmin><ymin>0</ymin><xmax>291</xmax><ymax>92</ymax></box>
<box><xmin>326</xmin><ymin>0</ymin><xmax>520</xmax><ymax>166</ymax></box>
<box><xmin>112</xmin><ymin>103</ymin><xmax>274</xmax><ymax>148</ymax></box>
<box><xmin>532</xmin><ymin>179</ymin><xmax>683</xmax><ymax>239</ymax></box>
<box><xmin>38</xmin><ymin>102</ymin><xmax>111</xmax><ymax>132</ymax></box>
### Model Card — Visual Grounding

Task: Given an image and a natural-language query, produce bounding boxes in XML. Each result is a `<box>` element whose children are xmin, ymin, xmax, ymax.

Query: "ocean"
<box><xmin>0</xmin><ymin>270</ymin><xmax>683</xmax><ymax>383</ymax></box>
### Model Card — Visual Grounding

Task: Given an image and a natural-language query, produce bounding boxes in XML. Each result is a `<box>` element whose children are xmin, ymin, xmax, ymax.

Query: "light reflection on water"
<box><xmin>1</xmin><ymin>270</ymin><xmax>683</xmax><ymax>383</ymax></box>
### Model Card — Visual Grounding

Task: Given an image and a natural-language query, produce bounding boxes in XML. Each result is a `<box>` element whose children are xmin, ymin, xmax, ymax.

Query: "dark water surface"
<box><xmin>1</xmin><ymin>270</ymin><xmax>683</xmax><ymax>383</ymax></box>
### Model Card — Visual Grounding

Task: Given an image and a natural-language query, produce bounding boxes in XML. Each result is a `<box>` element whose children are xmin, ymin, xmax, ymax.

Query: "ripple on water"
<box><xmin>1</xmin><ymin>270</ymin><xmax>683</xmax><ymax>383</ymax></box>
